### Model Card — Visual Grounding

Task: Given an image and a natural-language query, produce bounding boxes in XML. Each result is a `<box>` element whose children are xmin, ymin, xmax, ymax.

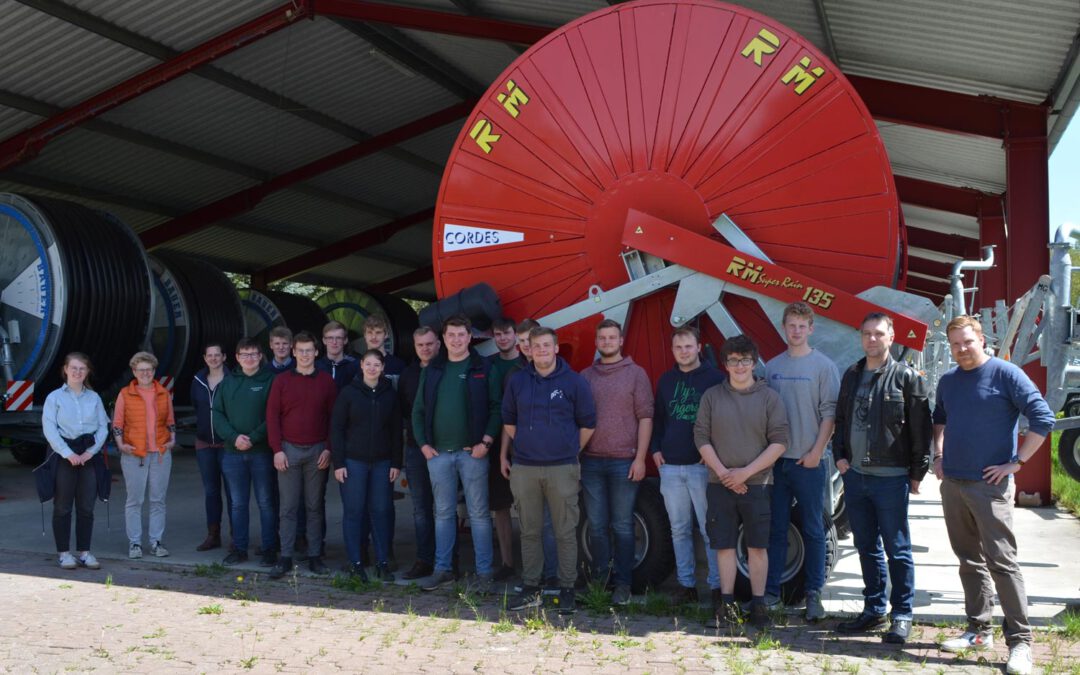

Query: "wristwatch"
<box><xmin>482</xmin><ymin>439</ymin><xmax>493</xmax><ymax>449</ymax></box>
<box><xmin>1010</xmin><ymin>454</ymin><xmax>1025</xmax><ymax>466</ymax></box>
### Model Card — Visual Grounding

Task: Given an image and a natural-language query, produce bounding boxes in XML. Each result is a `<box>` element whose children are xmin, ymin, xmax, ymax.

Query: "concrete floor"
<box><xmin>1</xmin><ymin>448</ymin><xmax>1078</xmax><ymax>623</ymax></box>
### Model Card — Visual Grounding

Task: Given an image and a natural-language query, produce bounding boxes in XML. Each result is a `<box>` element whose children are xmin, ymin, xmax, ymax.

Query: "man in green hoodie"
<box><xmin>214</xmin><ymin>338</ymin><xmax>278</xmax><ymax>567</ymax></box>
<box><xmin>695</xmin><ymin>335</ymin><xmax>789</xmax><ymax>631</ymax></box>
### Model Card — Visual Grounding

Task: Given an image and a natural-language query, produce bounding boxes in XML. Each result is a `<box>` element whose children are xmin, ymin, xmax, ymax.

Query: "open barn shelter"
<box><xmin>0</xmin><ymin>0</ymin><xmax>1078</xmax><ymax>499</ymax></box>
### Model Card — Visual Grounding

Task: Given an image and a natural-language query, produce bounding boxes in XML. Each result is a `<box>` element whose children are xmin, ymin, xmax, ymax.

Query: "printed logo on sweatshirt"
<box><xmin>668</xmin><ymin>380</ymin><xmax>703</xmax><ymax>422</ymax></box>
<box><xmin>250</xmin><ymin>385</ymin><xmax>265</xmax><ymax>393</ymax></box>
<box><xmin>770</xmin><ymin>373</ymin><xmax>812</xmax><ymax>383</ymax></box>
<box><xmin>550</xmin><ymin>389</ymin><xmax>564</xmax><ymax>400</ymax></box>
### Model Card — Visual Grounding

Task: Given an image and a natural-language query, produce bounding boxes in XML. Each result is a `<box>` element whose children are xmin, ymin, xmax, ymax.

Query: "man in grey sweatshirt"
<box><xmin>695</xmin><ymin>335</ymin><xmax>789</xmax><ymax>631</ymax></box>
<box><xmin>764</xmin><ymin>301</ymin><xmax>840</xmax><ymax>621</ymax></box>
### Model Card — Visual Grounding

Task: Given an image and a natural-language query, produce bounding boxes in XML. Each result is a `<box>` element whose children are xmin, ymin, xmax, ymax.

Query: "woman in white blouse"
<box><xmin>40</xmin><ymin>352</ymin><xmax>110</xmax><ymax>570</ymax></box>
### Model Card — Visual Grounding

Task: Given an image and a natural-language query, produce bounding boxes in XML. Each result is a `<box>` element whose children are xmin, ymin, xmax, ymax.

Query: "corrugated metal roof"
<box><xmin>0</xmin><ymin>105</ymin><xmax>40</xmax><ymax>139</ymax></box>
<box><xmin>306</xmin><ymin>254</ymin><xmax>412</xmax><ymax>285</ymax></box>
<box><xmin>0</xmin><ymin>1</ymin><xmax>157</xmax><ymax>106</ymax></box>
<box><xmin>100</xmin><ymin>73</ymin><xmax>354</xmax><ymax>176</ymax></box>
<box><xmin>308</xmin><ymin>152</ymin><xmax>444</xmax><ymax>214</ymax></box>
<box><xmin>245</xmin><ymin>190</ymin><xmax>387</xmax><ymax>241</ymax></box>
<box><xmin>901</xmin><ymin>204</ymin><xmax>980</xmax><ymax>239</ymax></box>
<box><xmin>829</xmin><ymin>0</ymin><xmax>1080</xmax><ymax>103</ymax></box>
<box><xmin>397</xmin><ymin>123</ymin><xmax>463</xmax><ymax>166</ymax></box>
<box><xmin>399</xmin><ymin>28</ymin><xmax>521</xmax><ymax>89</ymax></box>
<box><xmin>213</xmin><ymin>18</ymin><xmax>463</xmax><ymax>136</ymax></box>
<box><xmin>0</xmin><ymin>179</ymin><xmax>166</xmax><ymax>232</ymax></box>
<box><xmin>473</xmin><ymin>0</ymin><xmax>606</xmax><ymax>27</ymax></box>
<box><xmin>161</xmin><ymin>225</ymin><xmax>308</xmax><ymax>268</ymax></box>
<box><xmin>65</xmin><ymin>0</ymin><xmax>281</xmax><ymax>51</ymax></box>
<box><xmin>878</xmin><ymin>121</ymin><xmax>1006</xmax><ymax>194</ymax></box>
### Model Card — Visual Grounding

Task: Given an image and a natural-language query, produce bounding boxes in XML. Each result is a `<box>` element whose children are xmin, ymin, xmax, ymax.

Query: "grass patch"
<box><xmin>577</xmin><ymin>581</ymin><xmax>612</xmax><ymax>614</ymax></box>
<box><xmin>193</xmin><ymin>562</ymin><xmax>227</xmax><ymax>578</ymax></box>
<box><xmin>330</xmin><ymin>573</ymin><xmax>382</xmax><ymax>593</ymax></box>
<box><xmin>1051</xmin><ymin>430</ymin><xmax>1080</xmax><ymax>516</ymax></box>
<box><xmin>1059</xmin><ymin>607</ymin><xmax>1080</xmax><ymax>640</ymax></box>
<box><xmin>197</xmin><ymin>604</ymin><xmax>223</xmax><ymax>615</ymax></box>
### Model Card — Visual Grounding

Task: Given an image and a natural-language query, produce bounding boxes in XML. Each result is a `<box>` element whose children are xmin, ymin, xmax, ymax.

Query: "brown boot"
<box><xmin>196</xmin><ymin>524</ymin><xmax>221</xmax><ymax>551</ymax></box>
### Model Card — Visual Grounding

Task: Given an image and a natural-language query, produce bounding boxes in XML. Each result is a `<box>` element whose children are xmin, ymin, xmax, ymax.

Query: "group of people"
<box><xmin>38</xmin><ymin>301</ymin><xmax>1052</xmax><ymax>675</ymax></box>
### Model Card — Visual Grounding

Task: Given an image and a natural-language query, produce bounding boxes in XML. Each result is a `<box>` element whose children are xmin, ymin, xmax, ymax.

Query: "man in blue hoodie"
<box><xmin>502</xmin><ymin>326</ymin><xmax>597</xmax><ymax>613</ymax></box>
<box><xmin>651</xmin><ymin>326</ymin><xmax>726</xmax><ymax>605</ymax></box>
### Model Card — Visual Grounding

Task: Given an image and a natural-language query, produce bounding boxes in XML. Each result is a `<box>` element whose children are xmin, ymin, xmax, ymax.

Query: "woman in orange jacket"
<box><xmin>112</xmin><ymin>351</ymin><xmax>176</xmax><ymax>560</ymax></box>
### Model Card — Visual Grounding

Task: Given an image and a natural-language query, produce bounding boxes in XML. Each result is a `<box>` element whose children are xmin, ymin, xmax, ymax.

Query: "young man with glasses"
<box><xmin>214</xmin><ymin>339</ymin><xmax>278</xmax><ymax>567</ymax></box>
<box><xmin>267</xmin><ymin>331</ymin><xmax>338</xmax><ymax>578</ymax></box>
<box><xmin>695</xmin><ymin>335</ymin><xmax>789</xmax><ymax>631</ymax></box>
<box><xmin>316</xmin><ymin>321</ymin><xmax>359</xmax><ymax>390</ymax></box>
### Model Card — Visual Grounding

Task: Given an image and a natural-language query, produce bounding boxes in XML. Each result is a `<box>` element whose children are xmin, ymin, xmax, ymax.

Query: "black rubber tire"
<box><xmin>733</xmin><ymin>505</ymin><xmax>839</xmax><ymax>604</ymax></box>
<box><xmin>577</xmin><ymin>478</ymin><xmax>676</xmax><ymax>593</ymax></box>
<box><xmin>11</xmin><ymin>442</ymin><xmax>46</xmax><ymax>466</ymax></box>
<box><xmin>1059</xmin><ymin>428</ymin><xmax>1080</xmax><ymax>483</ymax></box>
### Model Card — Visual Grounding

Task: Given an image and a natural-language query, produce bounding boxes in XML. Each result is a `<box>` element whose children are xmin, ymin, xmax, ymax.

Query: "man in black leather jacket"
<box><xmin>833</xmin><ymin>313</ymin><xmax>931</xmax><ymax>645</ymax></box>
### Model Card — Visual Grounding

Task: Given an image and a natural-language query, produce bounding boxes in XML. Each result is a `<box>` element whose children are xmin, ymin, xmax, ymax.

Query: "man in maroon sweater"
<box><xmin>267</xmin><ymin>331</ymin><xmax>338</xmax><ymax>578</ymax></box>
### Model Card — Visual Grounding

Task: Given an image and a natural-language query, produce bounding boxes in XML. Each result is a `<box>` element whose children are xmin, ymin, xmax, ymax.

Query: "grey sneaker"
<box><xmin>471</xmin><ymin>575</ymin><xmax>493</xmax><ymax>595</ymax></box>
<box><xmin>58</xmin><ymin>552</ymin><xmax>77</xmax><ymax>570</ymax></box>
<box><xmin>128</xmin><ymin>543</ymin><xmax>143</xmax><ymax>559</ymax></box>
<box><xmin>1005</xmin><ymin>643</ymin><xmax>1032</xmax><ymax>675</ymax></box>
<box><xmin>805</xmin><ymin>590</ymin><xmax>826</xmax><ymax>622</ymax></box>
<box><xmin>941</xmin><ymin>630</ymin><xmax>993</xmax><ymax>653</ymax></box>
<box><xmin>763</xmin><ymin>593</ymin><xmax>782</xmax><ymax>611</ymax></box>
<box><xmin>150</xmin><ymin>541</ymin><xmax>169</xmax><ymax>558</ymax></box>
<box><xmin>421</xmin><ymin>569</ymin><xmax>456</xmax><ymax>592</ymax></box>
<box><xmin>612</xmin><ymin>585</ymin><xmax>632</xmax><ymax>606</ymax></box>
<box><xmin>77</xmin><ymin>552</ymin><xmax>100</xmax><ymax>569</ymax></box>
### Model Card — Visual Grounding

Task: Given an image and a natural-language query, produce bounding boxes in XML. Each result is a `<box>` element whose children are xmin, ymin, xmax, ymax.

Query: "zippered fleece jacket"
<box><xmin>331</xmin><ymin>375</ymin><xmax>403</xmax><ymax>469</ymax></box>
<box><xmin>580</xmin><ymin>356</ymin><xmax>654</xmax><ymax>460</ymax></box>
<box><xmin>211</xmin><ymin>366</ymin><xmax>275</xmax><ymax>453</ymax></box>
<box><xmin>502</xmin><ymin>357</ymin><xmax>597</xmax><ymax>466</ymax></box>
<box><xmin>693</xmin><ymin>379</ymin><xmax>789</xmax><ymax>485</ymax></box>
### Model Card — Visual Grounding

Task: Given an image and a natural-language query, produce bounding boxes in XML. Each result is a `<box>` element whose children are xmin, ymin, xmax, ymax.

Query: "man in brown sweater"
<box><xmin>580</xmin><ymin>319</ymin><xmax>654</xmax><ymax>606</ymax></box>
<box><xmin>695</xmin><ymin>335</ymin><xmax>789</xmax><ymax>631</ymax></box>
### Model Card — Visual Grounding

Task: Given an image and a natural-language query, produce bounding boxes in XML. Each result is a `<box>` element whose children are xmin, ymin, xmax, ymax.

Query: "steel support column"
<box><xmin>977</xmin><ymin>212</ymin><xmax>1008</xmax><ymax>310</ymax></box>
<box><xmin>1005</xmin><ymin>133</ymin><xmax>1051</xmax><ymax>502</ymax></box>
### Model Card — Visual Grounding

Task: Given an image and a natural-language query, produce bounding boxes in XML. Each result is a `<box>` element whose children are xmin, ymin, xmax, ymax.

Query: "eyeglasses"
<box><xmin>237</xmin><ymin>353</ymin><xmax>261</xmax><ymax>360</ymax></box>
<box><xmin>295</xmin><ymin>348</ymin><xmax>317</xmax><ymax>355</ymax></box>
<box><xmin>724</xmin><ymin>358</ymin><xmax>755</xmax><ymax>368</ymax></box>
<box><xmin>324</xmin><ymin>336</ymin><xmax>346</xmax><ymax>342</ymax></box>
<box><xmin>134</xmin><ymin>367</ymin><xmax>155</xmax><ymax>374</ymax></box>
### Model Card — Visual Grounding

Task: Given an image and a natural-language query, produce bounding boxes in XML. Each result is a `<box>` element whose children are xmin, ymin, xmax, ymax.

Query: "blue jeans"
<box><xmin>221</xmin><ymin>452</ymin><xmax>277</xmax><ymax>553</ymax></box>
<box><xmin>196</xmin><ymin>446</ymin><xmax>231</xmax><ymax>528</ymax></box>
<box><xmin>340</xmin><ymin>459</ymin><xmax>393</xmax><ymax>566</ymax></box>
<box><xmin>404</xmin><ymin>445</ymin><xmax>435</xmax><ymax>565</ymax></box>
<box><xmin>428</xmin><ymin>450</ymin><xmax>493</xmax><ymax>576</ymax></box>
<box><xmin>767</xmin><ymin>458</ymin><xmax>827</xmax><ymax>597</ymax></box>
<box><xmin>659</xmin><ymin>463</ymin><xmax>720</xmax><ymax>589</ymax></box>
<box><xmin>581</xmin><ymin>457</ymin><xmax>640</xmax><ymax>587</ymax></box>
<box><xmin>842</xmin><ymin>470</ymin><xmax>914</xmax><ymax>620</ymax></box>
<box><xmin>542</xmin><ymin>502</ymin><xmax>558</xmax><ymax>580</ymax></box>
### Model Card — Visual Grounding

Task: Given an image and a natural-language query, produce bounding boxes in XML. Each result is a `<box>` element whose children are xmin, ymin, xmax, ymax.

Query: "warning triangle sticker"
<box><xmin>634</xmin><ymin>226</ymin><xmax>644</xmax><ymax>234</ymax></box>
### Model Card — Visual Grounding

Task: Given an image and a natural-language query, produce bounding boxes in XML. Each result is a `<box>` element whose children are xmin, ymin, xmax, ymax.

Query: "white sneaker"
<box><xmin>941</xmin><ymin>630</ymin><xmax>994</xmax><ymax>653</ymax></box>
<box><xmin>78</xmin><ymin>552</ymin><xmax>100</xmax><ymax>569</ymax></box>
<box><xmin>58</xmin><ymin>552</ymin><xmax>77</xmax><ymax>570</ymax></box>
<box><xmin>150</xmin><ymin>541</ymin><xmax>169</xmax><ymax>557</ymax></box>
<box><xmin>1005</xmin><ymin>643</ymin><xmax>1033</xmax><ymax>675</ymax></box>
<box><xmin>128</xmin><ymin>543</ymin><xmax>143</xmax><ymax>559</ymax></box>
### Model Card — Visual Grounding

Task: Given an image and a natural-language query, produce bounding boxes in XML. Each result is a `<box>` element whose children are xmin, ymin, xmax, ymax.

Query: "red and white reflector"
<box><xmin>158</xmin><ymin>376</ymin><xmax>175</xmax><ymax>392</ymax></box>
<box><xmin>4</xmin><ymin>380</ymin><xmax>34</xmax><ymax>411</ymax></box>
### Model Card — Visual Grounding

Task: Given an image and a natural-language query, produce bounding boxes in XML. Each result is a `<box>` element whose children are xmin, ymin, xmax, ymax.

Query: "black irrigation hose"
<box><xmin>264</xmin><ymin>290</ymin><xmax>329</xmax><ymax>340</ymax></box>
<box><xmin>23</xmin><ymin>197</ymin><xmax>151</xmax><ymax>402</ymax></box>
<box><xmin>155</xmin><ymin>253</ymin><xmax>244</xmax><ymax>406</ymax></box>
<box><xmin>372</xmin><ymin>292</ymin><xmax>419</xmax><ymax>363</ymax></box>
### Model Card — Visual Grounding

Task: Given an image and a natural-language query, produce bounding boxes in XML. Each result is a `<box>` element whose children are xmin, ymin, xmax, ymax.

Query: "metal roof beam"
<box><xmin>316</xmin><ymin>0</ymin><xmax>553</xmax><ymax>44</ymax></box>
<box><xmin>895</xmin><ymin>175</ymin><xmax>1004</xmax><ymax>218</ymax></box>
<box><xmin>906</xmin><ymin>226</ymin><xmax>981</xmax><ymax>259</ymax></box>
<box><xmin>366</xmin><ymin>265</ymin><xmax>435</xmax><ymax>294</ymax></box>
<box><xmin>0</xmin><ymin>90</ymin><xmax>398</xmax><ymax>220</ymax></box>
<box><xmin>1</xmin><ymin>0</ymin><xmax>313</xmax><ymax>172</ymax></box>
<box><xmin>139</xmin><ymin>102</ymin><xmax>471</xmax><ymax>250</ymax></box>
<box><xmin>811</xmin><ymin>0</ymin><xmax>840</xmax><ymax>64</ymax></box>
<box><xmin>907</xmin><ymin>255</ymin><xmax>953</xmax><ymax>280</ymax></box>
<box><xmin>14</xmin><ymin>0</ymin><xmax>444</xmax><ymax>177</ymax></box>
<box><xmin>848</xmin><ymin>75</ymin><xmax>1048</xmax><ymax>140</ymax></box>
<box><xmin>255</xmin><ymin>207</ymin><xmax>434</xmax><ymax>285</ymax></box>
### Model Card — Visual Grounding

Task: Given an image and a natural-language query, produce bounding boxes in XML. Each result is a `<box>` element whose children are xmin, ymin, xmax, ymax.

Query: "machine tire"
<box><xmin>1058</xmin><ymin>428</ymin><xmax>1080</xmax><ymax>483</ymax></box>
<box><xmin>734</xmin><ymin>506</ymin><xmax>839</xmax><ymax>604</ymax></box>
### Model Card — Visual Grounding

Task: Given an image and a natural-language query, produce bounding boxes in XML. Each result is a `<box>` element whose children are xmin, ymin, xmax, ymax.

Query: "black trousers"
<box><xmin>53</xmin><ymin>456</ymin><xmax>96</xmax><ymax>552</ymax></box>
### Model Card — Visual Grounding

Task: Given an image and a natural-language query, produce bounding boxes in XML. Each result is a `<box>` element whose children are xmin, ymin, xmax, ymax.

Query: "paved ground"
<box><xmin>1</xmin><ymin>450</ymin><xmax>1079</xmax><ymax>673</ymax></box>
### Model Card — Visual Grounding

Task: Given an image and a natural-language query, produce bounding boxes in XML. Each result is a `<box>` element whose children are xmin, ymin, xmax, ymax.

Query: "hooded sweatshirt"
<box><xmin>693</xmin><ymin>379</ymin><xmax>789</xmax><ymax>485</ymax></box>
<box><xmin>211</xmin><ymin>366</ymin><xmax>275</xmax><ymax>453</ymax></box>
<box><xmin>650</xmin><ymin>363</ymin><xmax>726</xmax><ymax>464</ymax></box>
<box><xmin>580</xmin><ymin>356</ymin><xmax>654</xmax><ymax>460</ymax></box>
<box><xmin>501</xmin><ymin>357</ymin><xmax>597</xmax><ymax>466</ymax></box>
<box><xmin>331</xmin><ymin>375</ymin><xmax>403</xmax><ymax>469</ymax></box>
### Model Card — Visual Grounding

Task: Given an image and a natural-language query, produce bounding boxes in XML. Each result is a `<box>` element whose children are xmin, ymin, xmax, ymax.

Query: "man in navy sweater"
<box><xmin>650</xmin><ymin>326</ymin><xmax>725</xmax><ymax>605</ymax></box>
<box><xmin>502</xmin><ymin>327</ymin><xmax>596</xmax><ymax>614</ymax></box>
<box><xmin>933</xmin><ymin>315</ymin><xmax>1055</xmax><ymax>675</ymax></box>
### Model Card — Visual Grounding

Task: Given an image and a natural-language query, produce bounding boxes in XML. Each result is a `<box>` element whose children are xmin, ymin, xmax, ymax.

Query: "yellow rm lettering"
<box><xmin>781</xmin><ymin>56</ymin><xmax>826</xmax><ymax>95</ymax></box>
<box><xmin>495</xmin><ymin>79</ymin><xmax>530</xmax><ymax>119</ymax></box>
<box><xmin>469</xmin><ymin>119</ymin><xmax>501</xmax><ymax>154</ymax></box>
<box><xmin>740</xmin><ymin>28</ymin><xmax>781</xmax><ymax>67</ymax></box>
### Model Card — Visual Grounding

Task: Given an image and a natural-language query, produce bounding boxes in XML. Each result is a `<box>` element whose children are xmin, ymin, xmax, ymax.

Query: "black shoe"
<box><xmin>349</xmin><ymin>562</ymin><xmax>369</xmax><ymax>582</ymax></box>
<box><xmin>883</xmin><ymin>618</ymin><xmax>912</xmax><ymax>644</ymax></box>
<box><xmin>269</xmin><ymin>557</ymin><xmax>294</xmax><ymax>580</ymax></box>
<box><xmin>222</xmin><ymin>550</ymin><xmax>248</xmax><ymax>566</ymax></box>
<box><xmin>376</xmin><ymin>563</ymin><xmax>394</xmax><ymax>582</ymax></box>
<box><xmin>309</xmin><ymin>557</ymin><xmax>329</xmax><ymax>575</ymax></box>
<box><xmin>508</xmin><ymin>585</ymin><xmax>542</xmax><ymax>611</ymax></box>
<box><xmin>493</xmin><ymin>564</ymin><xmax>516</xmax><ymax>582</ymax></box>
<box><xmin>716</xmin><ymin>600</ymin><xmax>742</xmax><ymax>634</ymax></box>
<box><xmin>553</xmin><ymin>587</ymin><xmax>576</xmax><ymax>614</ymax></box>
<box><xmin>402</xmin><ymin>561</ymin><xmax>433</xmax><ymax>580</ymax></box>
<box><xmin>748</xmin><ymin>602</ymin><xmax>770</xmax><ymax>630</ymax></box>
<box><xmin>258</xmin><ymin>551</ymin><xmax>278</xmax><ymax>567</ymax></box>
<box><xmin>836</xmin><ymin>613</ymin><xmax>888</xmax><ymax>634</ymax></box>
<box><xmin>672</xmin><ymin>585</ymin><xmax>699</xmax><ymax>605</ymax></box>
